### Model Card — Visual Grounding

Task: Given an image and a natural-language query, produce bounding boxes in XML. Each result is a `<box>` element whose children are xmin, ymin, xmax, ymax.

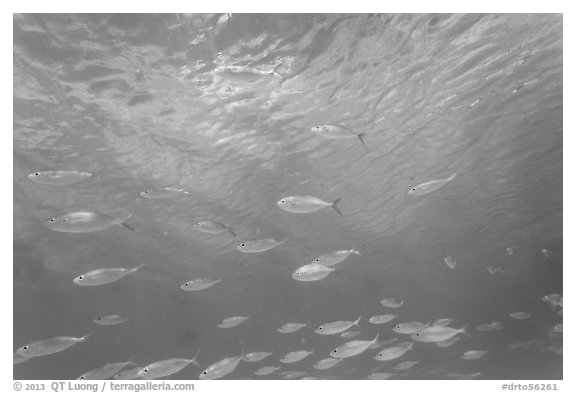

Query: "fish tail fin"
<box><xmin>461</xmin><ymin>325</ymin><xmax>473</xmax><ymax>338</ymax></box>
<box><xmin>358</xmin><ymin>133</ymin><xmax>367</xmax><ymax>147</ymax></box>
<box><xmin>449</xmin><ymin>173</ymin><xmax>457</xmax><ymax>181</ymax></box>
<box><xmin>351</xmin><ymin>249</ymin><xmax>362</xmax><ymax>256</ymax></box>
<box><xmin>191</xmin><ymin>350</ymin><xmax>201</xmax><ymax>368</ymax></box>
<box><xmin>354</xmin><ymin>315</ymin><xmax>362</xmax><ymax>326</ymax></box>
<box><xmin>117</xmin><ymin>210</ymin><xmax>136</xmax><ymax>231</ymax></box>
<box><xmin>227</xmin><ymin>226</ymin><xmax>237</xmax><ymax>237</ymax></box>
<box><xmin>331</xmin><ymin>197</ymin><xmax>343</xmax><ymax>216</ymax></box>
<box><xmin>131</xmin><ymin>263</ymin><xmax>146</xmax><ymax>273</ymax></box>
<box><xmin>80</xmin><ymin>332</ymin><xmax>93</xmax><ymax>342</ymax></box>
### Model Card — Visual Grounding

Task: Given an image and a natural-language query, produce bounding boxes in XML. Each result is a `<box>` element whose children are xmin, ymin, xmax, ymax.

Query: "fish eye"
<box><xmin>78</xmin><ymin>276</ymin><xmax>84</xmax><ymax>280</ymax></box>
<box><xmin>240</xmin><ymin>243</ymin><xmax>245</xmax><ymax>247</ymax></box>
<box><xmin>34</xmin><ymin>173</ymin><xmax>40</xmax><ymax>176</ymax></box>
<box><xmin>143</xmin><ymin>369</ymin><xmax>148</xmax><ymax>373</ymax></box>
<box><xmin>22</xmin><ymin>346</ymin><xmax>28</xmax><ymax>350</ymax></box>
<box><xmin>202</xmin><ymin>371</ymin><xmax>207</xmax><ymax>375</ymax></box>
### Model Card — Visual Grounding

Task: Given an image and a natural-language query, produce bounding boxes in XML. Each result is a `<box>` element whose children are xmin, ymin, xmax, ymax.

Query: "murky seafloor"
<box><xmin>13</xmin><ymin>14</ymin><xmax>562</xmax><ymax>380</ymax></box>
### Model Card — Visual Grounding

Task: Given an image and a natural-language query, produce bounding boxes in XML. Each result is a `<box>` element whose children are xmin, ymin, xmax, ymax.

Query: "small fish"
<box><xmin>411</xmin><ymin>325</ymin><xmax>469</xmax><ymax>343</ymax></box>
<box><xmin>139</xmin><ymin>353</ymin><xmax>200</xmax><ymax>379</ymax></box>
<box><xmin>541</xmin><ymin>248</ymin><xmax>552</xmax><ymax>258</ymax></box>
<box><xmin>444</xmin><ymin>256</ymin><xmax>457</xmax><ymax>269</ymax></box>
<box><xmin>432</xmin><ymin>318</ymin><xmax>454</xmax><ymax>327</ymax></box>
<box><xmin>199</xmin><ymin>349</ymin><xmax>244</xmax><ymax>380</ymax></box>
<box><xmin>505</xmin><ymin>247</ymin><xmax>514</xmax><ymax>256</ymax></box>
<box><xmin>194</xmin><ymin>220</ymin><xmax>236</xmax><ymax>237</ymax></box>
<box><xmin>313</xmin><ymin>249</ymin><xmax>361</xmax><ymax>267</ymax></box>
<box><xmin>542</xmin><ymin>293</ymin><xmax>563</xmax><ymax>308</ymax></box>
<box><xmin>276</xmin><ymin>195</ymin><xmax>343</xmax><ymax>215</ymax></box>
<box><xmin>316</xmin><ymin>316</ymin><xmax>362</xmax><ymax>335</ymax></box>
<box><xmin>549</xmin><ymin>323</ymin><xmax>563</xmax><ymax>337</ymax></box>
<box><xmin>279</xmin><ymin>370</ymin><xmax>308</xmax><ymax>379</ymax></box>
<box><xmin>313</xmin><ymin>357</ymin><xmax>343</xmax><ymax>370</ymax></box>
<box><xmin>78</xmin><ymin>359</ymin><xmax>136</xmax><ymax>380</ymax></box>
<box><xmin>509</xmin><ymin>312</ymin><xmax>531</xmax><ymax>320</ymax></box>
<box><xmin>254</xmin><ymin>366</ymin><xmax>280</xmax><ymax>376</ymax></box>
<box><xmin>369</xmin><ymin>314</ymin><xmax>397</xmax><ymax>324</ymax></box>
<box><xmin>45</xmin><ymin>210</ymin><xmax>135</xmax><ymax>233</ymax></box>
<box><xmin>374</xmin><ymin>342</ymin><xmax>414</xmax><ymax>361</ymax></box>
<box><xmin>279</xmin><ymin>350</ymin><xmax>313</xmax><ymax>363</ymax></box>
<box><xmin>368</xmin><ymin>372</ymin><xmax>395</xmax><ymax>380</ymax></box>
<box><xmin>487</xmin><ymin>266</ymin><xmax>504</xmax><ymax>275</ymax></box>
<box><xmin>236</xmin><ymin>239</ymin><xmax>284</xmax><ymax>253</ymax></box>
<box><xmin>461</xmin><ymin>350</ymin><xmax>488</xmax><ymax>360</ymax></box>
<box><xmin>217</xmin><ymin>316</ymin><xmax>250</xmax><ymax>328</ymax></box>
<box><xmin>27</xmin><ymin>170</ymin><xmax>93</xmax><ymax>185</ymax></box>
<box><xmin>436</xmin><ymin>336</ymin><xmax>460</xmax><ymax>348</ymax></box>
<box><xmin>73</xmin><ymin>264</ymin><xmax>145</xmax><ymax>286</ymax></box>
<box><xmin>394</xmin><ymin>360</ymin><xmax>419</xmax><ymax>370</ymax></box>
<box><xmin>341</xmin><ymin>331</ymin><xmax>362</xmax><ymax>338</ymax></box>
<box><xmin>242</xmin><ymin>352</ymin><xmax>273</xmax><ymax>362</ymax></box>
<box><xmin>94</xmin><ymin>314</ymin><xmax>129</xmax><ymax>326</ymax></box>
<box><xmin>292</xmin><ymin>263</ymin><xmax>334</xmax><ymax>282</ymax></box>
<box><xmin>475</xmin><ymin>322</ymin><xmax>503</xmax><ymax>332</ymax></box>
<box><xmin>180</xmin><ymin>279</ymin><xmax>222</xmax><ymax>291</ymax></box>
<box><xmin>408</xmin><ymin>173</ymin><xmax>457</xmax><ymax>195</ymax></box>
<box><xmin>277</xmin><ymin>323</ymin><xmax>308</xmax><ymax>333</ymax></box>
<box><xmin>114</xmin><ymin>367</ymin><xmax>143</xmax><ymax>380</ymax></box>
<box><xmin>330</xmin><ymin>333</ymin><xmax>380</xmax><ymax>359</ymax></box>
<box><xmin>393</xmin><ymin>322</ymin><xmax>429</xmax><ymax>335</ymax></box>
<box><xmin>17</xmin><ymin>334</ymin><xmax>91</xmax><ymax>357</ymax></box>
<box><xmin>140</xmin><ymin>186</ymin><xmax>190</xmax><ymax>200</ymax></box>
<box><xmin>310</xmin><ymin>124</ymin><xmax>367</xmax><ymax>147</ymax></box>
<box><xmin>380</xmin><ymin>298</ymin><xmax>404</xmax><ymax>308</ymax></box>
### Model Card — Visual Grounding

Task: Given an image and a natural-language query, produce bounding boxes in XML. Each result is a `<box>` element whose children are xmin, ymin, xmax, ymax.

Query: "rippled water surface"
<box><xmin>13</xmin><ymin>14</ymin><xmax>562</xmax><ymax>380</ymax></box>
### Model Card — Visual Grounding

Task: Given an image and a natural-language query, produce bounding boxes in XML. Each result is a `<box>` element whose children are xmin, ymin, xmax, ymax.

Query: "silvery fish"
<box><xmin>411</xmin><ymin>325</ymin><xmax>469</xmax><ymax>343</ymax></box>
<box><xmin>541</xmin><ymin>248</ymin><xmax>552</xmax><ymax>258</ymax></box>
<box><xmin>242</xmin><ymin>352</ymin><xmax>273</xmax><ymax>362</ymax></box>
<box><xmin>374</xmin><ymin>342</ymin><xmax>414</xmax><ymax>361</ymax></box>
<box><xmin>73</xmin><ymin>264</ymin><xmax>145</xmax><ymax>286</ymax></box>
<box><xmin>505</xmin><ymin>247</ymin><xmax>514</xmax><ymax>256</ymax></box>
<box><xmin>45</xmin><ymin>210</ymin><xmax>135</xmax><ymax>233</ymax></box>
<box><xmin>139</xmin><ymin>353</ymin><xmax>200</xmax><ymax>379</ymax></box>
<box><xmin>254</xmin><ymin>366</ymin><xmax>280</xmax><ymax>376</ymax></box>
<box><xmin>549</xmin><ymin>324</ymin><xmax>563</xmax><ymax>337</ymax></box>
<box><xmin>436</xmin><ymin>336</ymin><xmax>460</xmax><ymax>348</ymax></box>
<box><xmin>17</xmin><ymin>334</ymin><xmax>91</xmax><ymax>357</ymax></box>
<box><xmin>380</xmin><ymin>298</ymin><xmax>404</xmax><ymax>308</ymax></box>
<box><xmin>310</xmin><ymin>124</ymin><xmax>367</xmax><ymax>147</ymax></box>
<box><xmin>393</xmin><ymin>322</ymin><xmax>429</xmax><ymax>334</ymax></box>
<box><xmin>194</xmin><ymin>220</ymin><xmax>236</xmax><ymax>236</ymax></box>
<box><xmin>78</xmin><ymin>360</ymin><xmax>136</xmax><ymax>380</ymax></box>
<box><xmin>199</xmin><ymin>349</ymin><xmax>244</xmax><ymax>380</ymax></box>
<box><xmin>316</xmin><ymin>316</ymin><xmax>362</xmax><ymax>335</ymax></box>
<box><xmin>114</xmin><ymin>367</ymin><xmax>143</xmax><ymax>380</ymax></box>
<box><xmin>476</xmin><ymin>322</ymin><xmax>503</xmax><ymax>332</ymax></box>
<box><xmin>408</xmin><ymin>173</ymin><xmax>457</xmax><ymax>195</ymax></box>
<box><xmin>140</xmin><ymin>186</ymin><xmax>190</xmax><ymax>200</ymax></box>
<box><xmin>277</xmin><ymin>323</ymin><xmax>308</xmax><ymax>333</ymax></box>
<box><xmin>217</xmin><ymin>316</ymin><xmax>250</xmax><ymax>328</ymax></box>
<box><xmin>279</xmin><ymin>350</ymin><xmax>313</xmax><ymax>363</ymax></box>
<box><xmin>432</xmin><ymin>318</ymin><xmax>454</xmax><ymax>327</ymax></box>
<box><xmin>368</xmin><ymin>372</ymin><xmax>395</xmax><ymax>380</ymax></box>
<box><xmin>276</xmin><ymin>195</ymin><xmax>342</xmax><ymax>216</ymax></box>
<box><xmin>509</xmin><ymin>312</ymin><xmax>531</xmax><ymax>320</ymax></box>
<box><xmin>394</xmin><ymin>360</ymin><xmax>419</xmax><ymax>370</ymax></box>
<box><xmin>236</xmin><ymin>239</ymin><xmax>285</xmax><ymax>253</ymax></box>
<box><xmin>444</xmin><ymin>256</ymin><xmax>457</xmax><ymax>269</ymax></box>
<box><xmin>330</xmin><ymin>333</ymin><xmax>379</xmax><ymax>359</ymax></box>
<box><xmin>542</xmin><ymin>293</ymin><xmax>563</xmax><ymax>308</ymax></box>
<box><xmin>313</xmin><ymin>357</ymin><xmax>343</xmax><ymax>370</ymax></box>
<box><xmin>27</xmin><ymin>170</ymin><xmax>93</xmax><ymax>185</ymax></box>
<box><xmin>487</xmin><ymin>266</ymin><xmax>504</xmax><ymax>275</ymax></box>
<box><xmin>180</xmin><ymin>279</ymin><xmax>222</xmax><ymax>291</ymax></box>
<box><xmin>94</xmin><ymin>314</ymin><xmax>129</xmax><ymax>325</ymax></box>
<box><xmin>313</xmin><ymin>249</ymin><xmax>361</xmax><ymax>267</ymax></box>
<box><xmin>292</xmin><ymin>263</ymin><xmax>334</xmax><ymax>282</ymax></box>
<box><xmin>461</xmin><ymin>350</ymin><xmax>488</xmax><ymax>360</ymax></box>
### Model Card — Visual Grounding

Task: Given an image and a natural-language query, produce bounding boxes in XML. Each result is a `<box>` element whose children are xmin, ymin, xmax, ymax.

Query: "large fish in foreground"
<box><xmin>408</xmin><ymin>173</ymin><xmax>457</xmax><ymax>195</ymax></box>
<box><xmin>277</xmin><ymin>195</ymin><xmax>343</xmax><ymax>216</ymax></box>
<box><xmin>411</xmin><ymin>325</ymin><xmax>469</xmax><ymax>343</ymax></box>
<box><xmin>78</xmin><ymin>359</ymin><xmax>137</xmax><ymax>380</ymax></box>
<box><xmin>330</xmin><ymin>333</ymin><xmax>379</xmax><ymax>359</ymax></box>
<box><xmin>139</xmin><ymin>353</ymin><xmax>200</xmax><ymax>379</ymax></box>
<box><xmin>199</xmin><ymin>349</ymin><xmax>245</xmax><ymax>380</ymax></box>
<box><xmin>45</xmin><ymin>210</ymin><xmax>135</xmax><ymax>233</ymax></box>
<box><xmin>17</xmin><ymin>334</ymin><xmax>91</xmax><ymax>358</ymax></box>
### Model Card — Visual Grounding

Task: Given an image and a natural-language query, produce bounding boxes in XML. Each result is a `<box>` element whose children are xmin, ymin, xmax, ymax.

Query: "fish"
<box><xmin>380</xmin><ymin>298</ymin><xmax>404</xmax><ymax>308</ymax></box>
<box><xmin>114</xmin><ymin>367</ymin><xmax>143</xmax><ymax>380</ymax></box>
<box><xmin>217</xmin><ymin>316</ymin><xmax>250</xmax><ymax>328</ymax></box>
<box><xmin>549</xmin><ymin>323</ymin><xmax>563</xmax><ymax>337</ymax></box>
<box><xmin>341</xmin><ymin>331</ymin><xmax>362</xmax><ymax>338</ymax></box>
<box><xmin>93</xmin><ymin>314</ymin><xmax>129</xmax><ymax>325</ymax></box>
<box><xmin>487</xmin><ymin>266</ymin><xmax>504</xmax><ymax>275</ymax></box>
<box><xmin>235</xmin><ymin>239</ymin><xmax>284</xmax><ymax>253</ymax></box>
<box><xmin>432</xmin><ymin>318</ymin><xmax>454</xmax><ymax>327</ymax></box>
<box><xmin>475</xmin><ymin>322</ymin><xmax>503</xmax><ymax>332</ymax></box>
<box><xmin>436</xmin><ymin>336</ymin><xmax>460</xmax><ymax>348</ymax></box>
<box><xmin>509</xmin><ymin>312</ymin><xmax>531</xmax><ymax>320</ymax></box>
<box><xmin>315</xmin><ymin>316</ymin><xmax>362</xmax><ymax>335</ymax></box>
<box><xmin>277</xmin><ymin>323</ymin><xmax>308</xmax><ymax>333</ymax></box>
<box><xmin>368</xmin><ymin>372</ymin><xmax>395</xmax><ymax>380</ymax></box>
<box><xmin>411</xmin><ymin>326</ymin><xmax>469</xmax><ymax>343</ymax></box>
<box><xmin>279</xmin><ymin>350</ymin><xmax>314</xmax><ymax>363</ymax></box>
<box><xmin>542</xmin><ymin>293</ymin><xmax>563</xmax><ymax>308</ymax></box>
<box><xmin>276</xmin><ymin>195</ymin><xmax>343</xmax><ymax>216</ymax></box>
<box><xmin>73</xmin><ymin>264</ymin><xmax>145</xmax><ymax>286</ymax></box>
<box><xmin>369</xmin><ymin>314</ymin><xmax>397</xmax><ymax>324</ymax></box>
<box><xmin>444</xmin><ymin>256</ymin><xmax>457</xmax><ymax>269</ymax></box>
<box><xmin>27</xmin><ymin>170</ymin><xmax>94</xmax><ymax>185</ymax></box>
<box><xmin>505</xmin><ymin>247</ymin><xmax>514</xmax><ymax>256</ymax></box>
<box><xmin>393</xmin><ymin>321</ymin><xmax>429</xmax><ymax>335</ymax></box>
<box><xmin>78</xmin><ymin>360</ymin><xmax>137</xmax><ymax>380</ymax></box>
<box><xmin>254</xmin><ymin>366</ymin><xmax>280</xmax><ymax>376</ymax></box>
<box><xmin>330</xmin><ymin>333</ymin><xmax>379</xmax><ymax>359</ymax></box>
<box><xmin>394</xmin><ymin>360</ymin><xmax>419</xmax><ymax>370</ymax></box>
<box><xmin>194</xmin><ymin>220</ymin><xmax>236</xmax><ymax>237</ymax></box>
<box><xmin>541</xmin><ymin>248</ymin><xmax>552</xmax><ymax>258</ymax></box>
<box><xmin>461</xmin><ymin>350</ymin><xmax>489</xmax><ymax>360</ymax></box>
<box><xmin>313</xmin><ymin>357</ymin><xmax>343</xmax><ymax>370</ymax></box>
<box><xmin>373</xmin><ymin>342</ymin><xmax>414</xmax><ymax>362</ymax></box>
<box><xmin>279</xmin><ymin>370</ymin><xmax>308</xmax><ymax>379</ymax></box>
<box><xmin>199</xmin><ymin>349</ymin><xmax>244</xmax><ymax>380</ymax></box>
<box><xmin>292</xmin><ymin>263</ymin><xmax>334</xmax><ymax>282</ymax></box>
<box><xmin>408</xmin><ymin>173</ymin><xmax>457</xmax><ymax>195</ymax></box>
<box><xmin>139</xmin><ymin>353</ymin><xmax>200</xmax><ymax>379</ymax></box>
<box><xmin>140</xmin><ymin>186</ymin><xmax>190</xmax><ymax>200</ymax></box>
<box><xmin>310</xmin><ymin>124</ymin><xmax>367</xmax><ymax>147</ymax></box>
<box><xmin>313</xmin><ymin>249</ymin><xmax>361</xmax><ymax>267</ymax></box>
<box><xmin>180</xmin><ymin>279</ymin><xmax>222</xmax><ymax>291</ymax></box>
<box><xmin>242</xmin><ymin>352</ymin><xmax>273</xmax><ymax>362</ymax></box>
<box><xmin>45</xmin><ymin>210</ymin><xmax>135</xmax><ymax>233</ymax></box>
<box><xmin>17</xmin><ymin>333</ymin><xmax>91</xmax><ymax>357</ymax></box>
